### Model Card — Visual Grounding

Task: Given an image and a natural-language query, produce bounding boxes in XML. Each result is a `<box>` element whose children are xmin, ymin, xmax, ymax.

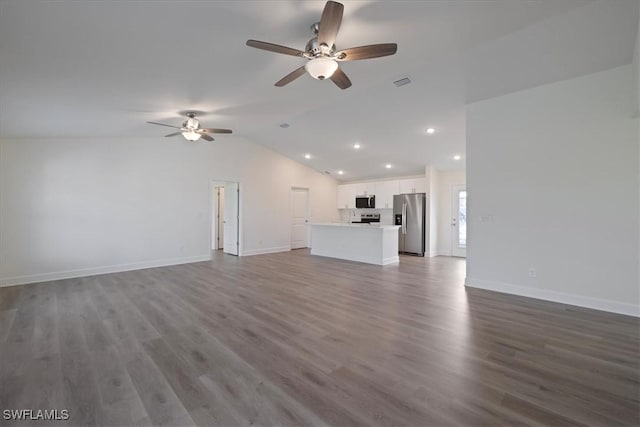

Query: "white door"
<box><xmin>223</xmin><ymin>182</ymin><xmax>239</xmax><ymax>255</ymax></box>
<box><xmin>291</xmin><ymin>188</ymin><xmax>309</xmax><ymax>249</ymax></box>
<box><xmin>451</xmin><ymin>185</ymin><xmax>467</xmax><ymax>257</ymax></box>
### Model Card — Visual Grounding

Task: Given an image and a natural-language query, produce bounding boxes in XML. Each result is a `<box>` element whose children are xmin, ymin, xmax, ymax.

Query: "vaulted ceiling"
<box><xmin>1</xmin><ymin>0</ymin><xmax>637</xmax><ymax>180</ymax></box>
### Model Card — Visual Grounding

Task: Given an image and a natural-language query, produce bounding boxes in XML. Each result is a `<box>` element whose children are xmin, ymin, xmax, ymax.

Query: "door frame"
<box><xmin>451</xmin><ymin>184</ymin><xmax>467</xmax><ymax>257</ymax></box>
<box><xmin>290</xmin><ymin>187</ymin><xmax>310</xmax><ymax>250</ymax></box>
<box><xmin>209</xmin><ymin>179</ymin><xmax>242</xmax><ymax>257</ymax></box>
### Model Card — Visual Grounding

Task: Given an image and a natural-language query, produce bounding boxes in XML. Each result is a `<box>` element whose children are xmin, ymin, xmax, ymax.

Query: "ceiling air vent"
<box><xmin>393</xmin><ymin>77</ymin><xmax>411</xmax><ymax>87</ymax></box>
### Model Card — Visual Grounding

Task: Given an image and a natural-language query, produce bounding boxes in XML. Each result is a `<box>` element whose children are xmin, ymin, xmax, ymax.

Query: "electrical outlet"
<box><xmin>528</xmin><ymin>267</ymin><xmax>537</xmax><ymax>278</ymax></box>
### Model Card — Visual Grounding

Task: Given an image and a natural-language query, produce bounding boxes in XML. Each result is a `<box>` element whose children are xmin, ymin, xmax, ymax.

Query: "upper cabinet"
<box><xmin>399</xmin><ymin>178</ymin><xmax>426</xmax><ymax>194</ymax></box>
<box><xmin>375</xmin><ymin>180</ymin><xmax>399</xmax><ymax>209</ymax></box>
<box><xmin>355</xmin><ymin>182</ymin><xmax>376</xmax><ymax>196</ymax></box>
<box><xmin>337</xmin><ymin>183</ymin><xmax>356</xmax><ymax>209</ymax></box>
<box><xmin>337</xmin><ymin>176</ymin><xmax>426</xmax><ymax>209</ymax></box>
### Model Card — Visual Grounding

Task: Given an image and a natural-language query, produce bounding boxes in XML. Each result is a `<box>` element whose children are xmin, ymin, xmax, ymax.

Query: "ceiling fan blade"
<box><xmin>147</xmin><ymin>121</ymin><xmax>181</xmax><ymax>129</ymax></box>
<box><xmin>317</xmin><ymin>1</ymin><xmax>343</xmax><ymax>48</ymax></box>
<box><xmin>199</xmin><ymin>133</ymin><xmax>214</xmax><ymax>142</ymax></box>
<box><xmin>164</xmin><ymin>132</ymin><xmax>182</xmax><ymax>137</ymax></box>
<box><xmin>275</xmin><ymin>66</ymin><xmax>307</xmax><ymax>87</ymax></box>
<box><xmin>334</xmin><ymin>43</ymin><xmax>398</xmax><ymax>61</ymax></box>
<box><xmin>246</xmin><ymin>40</ymin><xmax>305</xmax><ymax>57</ymax></box>
<box><xmin>330</xmin><ymin>67</ymin><xmax>351</xmax><ymax>90</ymax></box>
<box><xmin>201</xmin><ymin>128</ymin><xmax>232</xmax><ymax>134</ymax></box>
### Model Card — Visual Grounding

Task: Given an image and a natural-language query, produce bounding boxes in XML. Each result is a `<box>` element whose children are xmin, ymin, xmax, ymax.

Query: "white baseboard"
<box><xmin>381</xmin><ymin>256</ymin><xmax>400</xmax><ymax>265</ymax></box>
<box><xmin>311</xmin><ymin>249</ymin><xmax>397</xmax><ymax>266</ymax></box>
<box><xmin>0</xmin><ymin>254</ymin><xmax>211</xmax><ymax>288</ymax></box>
<box><xmin>241</xmin><ymin>246</ymin><xmax>290</xmax><ymax>257</ymax></box>
<box><xmin>465</xmin><ymin>277</ymin><xmax>640</xmax><ymax>317</ymax></box>
<box><xmin>427</xmin><ymin>250</ymin><xmax>450</xmax><ymax>257</ymax></box>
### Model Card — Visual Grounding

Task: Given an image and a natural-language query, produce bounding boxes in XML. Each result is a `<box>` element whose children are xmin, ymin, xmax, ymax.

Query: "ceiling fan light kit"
<box><xmin>305</xmin><ymin>57</ymin><xmax>338</xmax><ymax>80</ymax></box>
<box><xmin>182</xmin><ymin>130</ymin><xmax>201</xmax><ymax>142</ymax></box>
<box><xmin>246</xmin><ymin>0</ymin><xmax>397</xmax><ymax>90</ymax></box>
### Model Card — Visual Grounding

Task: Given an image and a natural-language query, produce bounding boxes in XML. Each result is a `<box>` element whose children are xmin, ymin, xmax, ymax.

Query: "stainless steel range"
<box><xmin>351</xmin><ymin>213</ymin><xmax>380</xmax><ymax>224</ymax></box>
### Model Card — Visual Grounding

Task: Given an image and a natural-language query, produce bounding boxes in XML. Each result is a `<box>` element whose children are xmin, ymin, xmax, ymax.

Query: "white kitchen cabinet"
<box><xmin>355</xmin><ymin>182</ymin><xmax>376</xmax><ymax>196</ymax></box>
<box><xmin>399</xmin><ymin>178</ymin><xmax>426</xmax><ymax>194</ymax></box>
<box><xmin>374</xmin><ymin>180</ymin><xmax>399</xmax><ymax>209</ymax></box>
<box><xmin>340</xmin><ymin>178</ymin><xmax>425</xmax><ymax>209</ymax></box>
<box><xmin>336</xmin><ymin>184</ymin><xmax>356</xmax><ymax>209</ymax></box>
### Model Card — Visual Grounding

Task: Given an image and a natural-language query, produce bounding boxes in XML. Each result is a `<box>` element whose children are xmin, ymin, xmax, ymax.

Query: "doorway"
<box><xmin>212</xmin><ymin>186</ymin><xmax>225</xmax><ymax>250</ymax></box>
<box><xmin>211</xmin><ymin>180</ymin><xmax>240</xmax><ymax>256</ymax></box>
<box><xmin>451</xmin><ymin>185</ymin><xmax>467</xmax><ymax>257</ymax></box>
<box><xmin>290</xmin><ymin>187</ymin><xmax>309</xmax><ymax>249</ymax></box>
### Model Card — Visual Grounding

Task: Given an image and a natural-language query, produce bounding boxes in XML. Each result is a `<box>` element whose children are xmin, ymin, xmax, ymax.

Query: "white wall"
<box><xmin>436</xmin><ymin>170</ymin><xmax>466</xmax><ymax>256</ymax></box>
<box><xmin>636</xmin><ymin>8</ymin><xmax>640</xmax><ymax>290</ymax></box>
<box><xmin>0</xmin><ymin>136</ymin><xmax>339</xmax><ymax>285</ymax></box>
<box><xmin>466</xmin><ymin>65</ymin><xmax>639</xmax><ymax>316</ymax></box>
<box><xmin>634</xmin><ymin>7</ymin><xmax>639</xmax><ymax>117</ymax></box>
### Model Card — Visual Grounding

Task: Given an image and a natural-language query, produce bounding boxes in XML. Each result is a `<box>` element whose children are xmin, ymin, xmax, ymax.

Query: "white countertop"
<box><xmin>310</xmin><ymin>222</ymin><xmax>400</xmax><ymax>230</ymax></box>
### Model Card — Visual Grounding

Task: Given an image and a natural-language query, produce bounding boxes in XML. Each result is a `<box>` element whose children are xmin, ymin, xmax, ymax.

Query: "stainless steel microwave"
<box><xmin>355</xmin><ymin>195</ymin><xmax>375</xmax><ymax>209</ymax></box>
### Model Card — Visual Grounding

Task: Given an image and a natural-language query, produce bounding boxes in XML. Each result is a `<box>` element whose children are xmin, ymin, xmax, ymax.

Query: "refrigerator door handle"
<box><xmin>402</xmin><ymin>203</ymin><xmax>407</xmax><ymax>234</ymax></box>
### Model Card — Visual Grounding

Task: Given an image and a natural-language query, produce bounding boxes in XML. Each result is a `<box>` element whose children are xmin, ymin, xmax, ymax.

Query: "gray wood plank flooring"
<box><xmin>0</xmin><ymin>250</ymin><xmax>638</xmax><ymax>426</ymax></box>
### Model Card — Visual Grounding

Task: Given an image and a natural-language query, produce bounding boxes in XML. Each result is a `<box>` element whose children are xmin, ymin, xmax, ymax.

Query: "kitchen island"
<box><xmin>309</xmin><ymin>223</ymin><xmax>400</xmax><ymax>265</ymax></box>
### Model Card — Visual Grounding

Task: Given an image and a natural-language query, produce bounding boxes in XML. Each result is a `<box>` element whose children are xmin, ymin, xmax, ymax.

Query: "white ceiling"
<box><xmin>0</xmin><ymin>0</ymin><xmax>637</xmax><ymax>181</ymax></box>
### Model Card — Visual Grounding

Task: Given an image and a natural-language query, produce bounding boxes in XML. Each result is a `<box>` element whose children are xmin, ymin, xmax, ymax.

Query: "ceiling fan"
<box><xmin>246</xmin><ymin>0</ymin><xmax>397</xmax><ymax>90</ymax></box>
<box><xmin>146</xmin><ymin>112</ymin><xmax>232</xmax><ymax>142</ymax></box>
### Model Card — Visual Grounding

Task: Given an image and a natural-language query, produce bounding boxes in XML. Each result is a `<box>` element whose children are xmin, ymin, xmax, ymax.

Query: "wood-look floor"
<box><xmin>0</xmin><ymin>250</ymin><xmax>638</xmax><ymax>426</ymax></box>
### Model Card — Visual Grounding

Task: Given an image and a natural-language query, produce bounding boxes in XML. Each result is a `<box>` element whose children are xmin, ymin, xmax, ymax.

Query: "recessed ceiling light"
<box><xmin>426</xmin><ymin>127</ymin><xmax>436</xmax><ymax>134</ymax></box>
<box><xmin>353</xmin><ymin>143</ymin><xmax>361</xmax><ymax>149</ymax></box>
<box><xmin>453</xmin><ymin>155</ymin><xmax>461</xmax><ymax>160</ymax></box>
<box><xmin>279</xmin><ymin>123</ymin><xmax>290</xmax><ymax>128</ymax></box>
<box><xmin>385</xmin><ymin>164</ymin><xmax>392</xmax><ymax>169</ymax></box>
<box><xmin>338</xmin><ymin>170</ymin><xmax>344</xmax><ymax>175</ymax></box>
<box><xmin>304</xmin><ymin>154</ymin><xmax>311</xmax><ymax>159</ymax></box>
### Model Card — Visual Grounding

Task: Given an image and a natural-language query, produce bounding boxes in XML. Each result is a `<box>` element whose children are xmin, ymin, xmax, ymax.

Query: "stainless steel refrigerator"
<box><xmin>393</xmin><ymin>193</ymin><xmax>426</xmax><ymax>256</ymax></box>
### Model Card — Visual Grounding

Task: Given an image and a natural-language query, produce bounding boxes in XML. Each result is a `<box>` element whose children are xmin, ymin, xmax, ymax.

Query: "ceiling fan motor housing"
<box><xmin>305</xmin><ymin>37</ymin><xmax>335</xmax><ymax>58</ymax></box>
<box><xmin>182</xmin><ymin>116</ymin><xmax>200</xmax><ymax>130</ymax></box>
